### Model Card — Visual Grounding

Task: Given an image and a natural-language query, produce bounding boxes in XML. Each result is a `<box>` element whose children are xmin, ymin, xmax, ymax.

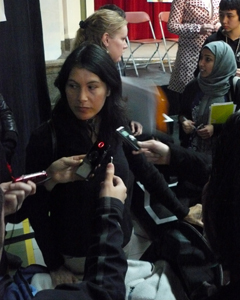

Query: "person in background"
<box><xmin>167</xmin><ymin>0</ymin><xmax>220</xmax><ymax>113</ymax></box>
<box><xmin>72</xmin><ymin>10</ymin><xmax>127</xmax><ymax>70</ymax></box>
<box><xmin>98</xmin><ymin>4</ymin><xmax>127</xmax><ymax>77</ymax></box>
<box><xmin>179</xmin><ymin>41</ymin><xmax>240</xmax><ymax>155</ymax></box>
<box><xmin>195</xmin><ymin>0</ymin><xmax>240</xmax><ymax>76</ymax></box>
<box><xmin>99</xmin><ymin>3</ymin><xmax>125</xmax><ymax>18</ymax></box>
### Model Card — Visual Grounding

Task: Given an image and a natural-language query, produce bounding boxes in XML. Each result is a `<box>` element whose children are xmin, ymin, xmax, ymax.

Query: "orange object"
<box><xmin>155</xmin><ymin>86</ymin><xmax>169</xmax><ymax>133</ymax></box>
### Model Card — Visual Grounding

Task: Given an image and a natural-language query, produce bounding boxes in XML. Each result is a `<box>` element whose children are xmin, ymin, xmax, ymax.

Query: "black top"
<box><xmin>22</xmin><ymin>102</ymin><xmax>189</xmax><ymax>270</ymax></box>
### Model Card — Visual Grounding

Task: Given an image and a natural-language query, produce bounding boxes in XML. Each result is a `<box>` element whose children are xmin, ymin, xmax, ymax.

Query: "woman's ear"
<box><xmin>106</xmin><ymin>89</ymin><xmax>111</xmax><ymax>97</ymax></box>
<box><xmin>102</xmin><ymin>32</ymin><xmax>110</xmax><ymax>47</ymax></box>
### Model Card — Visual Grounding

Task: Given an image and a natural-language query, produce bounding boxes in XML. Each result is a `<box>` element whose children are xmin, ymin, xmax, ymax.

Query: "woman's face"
<box><xmin>199</xmin><ymin>48</ymin><xmax>215</xmax><ymax>78</ymax></box>
<box><xmin>103</xmin><ymin>25</ymin><xmax>128</xmax><ymax>62</ymax></box>
<box><xmin>65</xmin><ymin>67</ymin><xmax>109</xmax><ymax>121</ymax></box>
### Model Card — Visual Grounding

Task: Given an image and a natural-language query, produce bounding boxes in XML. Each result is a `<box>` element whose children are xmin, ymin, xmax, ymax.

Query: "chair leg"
<box><xmin>157</xmin><ymin>46</ymin><xmax>165</xmax><ymax>73</ymax></box>
<box><xmin>145</xmin><ymin>43</ymin><xmax>165</xmax><ymax>72</ymax></box>
<box><xmin>163</xmin><ymin>42</ymin><xmax>178</xmax><ymax>72</ymax></box>
<box><xmin>165</xmin><ymin>49</ymin><xmax>172</xmax><ymax>72</ymax></box>
<box><xmin>126</xmin><ymin>38</ymin><xmax>139</xmax><ymax>76</ymax></box>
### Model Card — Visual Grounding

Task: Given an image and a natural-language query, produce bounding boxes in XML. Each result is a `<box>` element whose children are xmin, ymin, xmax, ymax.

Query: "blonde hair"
<box><xmin>72</xmin><ymin>9</ymin><xmax>127</xmax><ymax>51</ymax></box>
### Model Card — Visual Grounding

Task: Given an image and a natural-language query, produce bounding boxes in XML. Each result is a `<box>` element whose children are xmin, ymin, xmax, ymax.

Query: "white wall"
<box><xmin>40</xmin><ymin>0</ymin><xmax>94</xmax><ymax>61</ymax></box>
<box><xmin>40</xmin><ymin>0</ymin><xmax>63</xmax><ymax>60</ymax></box>
<box><xmin>62</xmin><ymin>0</ymin><xmax>81</xmax><ymax>39</ymax></box>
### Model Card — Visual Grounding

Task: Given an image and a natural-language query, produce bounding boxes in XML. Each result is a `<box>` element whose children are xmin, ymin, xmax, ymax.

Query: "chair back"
<box><xmin>158</xmin><ymin>11</ymin><xmax>170</xmax><ymax>23</ymax></box>
<box><xmin>124</xmin><ymin>11</ymin><xmax>165</xmax><ymax>75</ymax></box>
<box><xmin>125</xmin><ymin>11</ymin><xmax>150</xmax><ymax>24</ymax></box>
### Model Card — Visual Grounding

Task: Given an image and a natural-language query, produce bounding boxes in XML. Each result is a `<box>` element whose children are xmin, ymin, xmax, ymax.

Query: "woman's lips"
<box><xmin>76</xmin><ymin>107</ymin><xmax>90</xmax><ymax>113</ymax></box>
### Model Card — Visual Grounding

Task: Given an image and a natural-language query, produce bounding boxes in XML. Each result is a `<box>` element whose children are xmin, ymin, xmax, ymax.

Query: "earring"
<box><xmin>106</xmin><ymin>47</ymin><xmax>109</xmax><ymax>54</ymax></box>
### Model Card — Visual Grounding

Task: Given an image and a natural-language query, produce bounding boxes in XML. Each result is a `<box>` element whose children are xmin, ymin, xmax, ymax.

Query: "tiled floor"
<box><xmin>5</xmin><ymin>41</ymin><xmax>178</xmax><ymax>270</ymax></box>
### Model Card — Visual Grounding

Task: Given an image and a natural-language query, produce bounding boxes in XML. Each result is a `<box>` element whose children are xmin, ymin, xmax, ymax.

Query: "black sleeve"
<box><xmin>169</xmin><ymin>143</ymin><xmax>211</xmax><ymax>187</ymax></box>
<box><xmin>124</xmin><ymin>145</ymin><xmax>189</xmax><ymax>219</ymax></box>
<box><xmin>34</xmin><ymin>197</ymin><xmax>127</xmax><ymax>300</ymax></box>
<box><xmin>178</xmin><ymin>80</ymin><xmax>199</xmax><ymax>146</ymax></box>
<box><xmin>82</xmin><ymin>197</ymin><xmax>127</xmax><ymax>300</ymax></box>
<box><xmin>179</xmin><ymin>79</ymin><xmax>199</xmax><ymax>120</ymax></box>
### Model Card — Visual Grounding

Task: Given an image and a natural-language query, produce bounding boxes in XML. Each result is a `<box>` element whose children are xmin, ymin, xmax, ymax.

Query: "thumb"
<box><xmin>104</xmin><ymin>163</ymin><xmax>115</xmax><ymax>182</ymax></box>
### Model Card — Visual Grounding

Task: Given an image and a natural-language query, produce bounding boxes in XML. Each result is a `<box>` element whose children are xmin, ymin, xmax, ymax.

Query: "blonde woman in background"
<box><xmin>72</xmin><ymin>9</ymin><xmax>128</xmax><ymax>65</ymax></box>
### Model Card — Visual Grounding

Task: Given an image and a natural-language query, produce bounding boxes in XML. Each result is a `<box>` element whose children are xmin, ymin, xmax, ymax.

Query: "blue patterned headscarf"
<box><xmin>198</xmin><ymin>41</ymin><xmax>237</xmax><ymax>96</ymax></box>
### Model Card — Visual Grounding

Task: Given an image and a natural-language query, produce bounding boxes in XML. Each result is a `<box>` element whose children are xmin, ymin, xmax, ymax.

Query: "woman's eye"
<box><xmin>88</xmin><ymin>85</ymin><xmax>96</xmax><ymax>90</ymax></box>
<box><xmin>68</xmin><ymin>83</ymin><xmax>78</xmax><ymax>89</ymax></box>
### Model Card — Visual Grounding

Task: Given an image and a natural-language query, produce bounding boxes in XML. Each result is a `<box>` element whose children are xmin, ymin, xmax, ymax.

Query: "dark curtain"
<box><xmin>94</xmin><ymin>0</ymin><xmax>178</xmax><ymax>39</ymax></box>
<box><xmin>0</xmin><ymin>0</ymin><xmax>51</xmax><ymax>175</ymax></box>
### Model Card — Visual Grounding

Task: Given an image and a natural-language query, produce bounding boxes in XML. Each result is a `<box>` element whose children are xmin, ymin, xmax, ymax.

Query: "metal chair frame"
<box><xmin>125</xmin><ymin>11</ymin><xmax>165</xmax><ymax>76</ymax></box>
<box><xmin>158</xmin><ymin>11</ymin><xmax>179</xmax><ymax>72</ymax></box>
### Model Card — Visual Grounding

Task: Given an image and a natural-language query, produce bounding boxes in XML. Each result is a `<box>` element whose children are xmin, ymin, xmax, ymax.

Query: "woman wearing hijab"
<box><xmin>178</xmin><ymin>41</ymin><xmax>240</xmax><ymax>155</ymax></box>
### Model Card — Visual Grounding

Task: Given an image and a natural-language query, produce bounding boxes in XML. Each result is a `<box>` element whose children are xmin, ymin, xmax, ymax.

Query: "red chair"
<box><xmin>125</xmin><ymin>11</ymin><xmax>165</xmax><ymax>76</ymax></box>
<box><xmin>158</xmin><ymin>12</ymin><xmax>179</xmax><ymax>72</ymax></box>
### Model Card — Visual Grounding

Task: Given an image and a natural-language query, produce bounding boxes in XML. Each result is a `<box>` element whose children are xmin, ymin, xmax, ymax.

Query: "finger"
<box><xmin>130</xmin><ymin>123</ymin><xmax>135</xmax><ymax>133</ymax></box>
<box><xmin>63</xmin><ymin>156</ymin><xmax>83</xmax><ymax>165</ymax></box>
<box><xmin>104</xmin><ymin>163</ymin><xmax>115</xmax><ymax>181</ymax></box>
<box><xmin>137</xmin><ymin>140</ymin><xmax>153</xmax><ymax>149</ymax></box>
<box><xmin>0</xmin><ymin>182</ymin><xmax>12</xmax><ymax>193</ymax></box>
<box><xmin>9</xmin><ymin>182</ymin><xmax>33</xmax><ymax>194</ymax></box>
<box><xmin>72</xmin><ymin>155</ymin><xmax>85</xmax><ymax>161</ymax></box>
<box><xmin>25</xmin><ymin>181</ymin><xmax>37</xmax><ymax>195</ymax></box>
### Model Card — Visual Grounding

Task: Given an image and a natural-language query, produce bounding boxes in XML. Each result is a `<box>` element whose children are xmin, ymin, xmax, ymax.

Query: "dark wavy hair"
<box><xmin>99</xmin><ymin>4</ymin><xmax>126</xmax><ymax>19</ymax></box>
<box><xmin>220</xmin><ymin>0</ymin><xmax>240</xmax><ymax>20</ymax></box>
<box><xmin>203</xmin><ymin>111</ymin><xmax>240</xmax><ymax>274</ymax></box>
<box><xmin>54</xmin><ymin>43</ymin><xmax>128</xmax><ymax>143</ymax></box>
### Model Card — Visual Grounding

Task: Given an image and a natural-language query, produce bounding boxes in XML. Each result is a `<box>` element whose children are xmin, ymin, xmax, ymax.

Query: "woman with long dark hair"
<box><xmin>24</xmin><ymin>43</ymin><xmax>202</xmax><ymax>287</ymax></box>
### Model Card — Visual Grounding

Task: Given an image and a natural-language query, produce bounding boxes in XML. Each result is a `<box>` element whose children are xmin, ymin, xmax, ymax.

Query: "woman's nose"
<box><xmin>78</xmin><ymin>89</ymin><xmax>88</xmax><ymax>102</ymax></box>
<box><xmin>199</xmin><ymin>59</ymin><xmax>204</xmax><ymax>67</ymax></box>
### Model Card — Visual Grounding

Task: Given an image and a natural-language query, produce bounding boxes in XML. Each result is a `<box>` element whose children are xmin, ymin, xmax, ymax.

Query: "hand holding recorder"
<box><xmin>116</xmin><ymin>126</ymin><xmax>140</xmax><ymax>151</ymax></box>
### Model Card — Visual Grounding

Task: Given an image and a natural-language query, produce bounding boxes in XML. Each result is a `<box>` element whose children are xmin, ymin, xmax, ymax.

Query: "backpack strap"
<box><xmin>47</xmin><ymin>119</ymin><xmax>57</xmax><ymax>161</ymax></box>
